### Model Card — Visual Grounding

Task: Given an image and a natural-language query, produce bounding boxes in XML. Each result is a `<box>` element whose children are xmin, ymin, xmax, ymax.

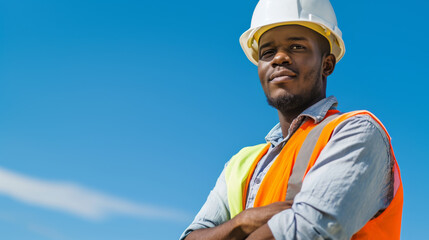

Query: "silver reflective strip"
<box><xmin>285</xmin><ymin>113</ymin><xmax>341</xmax><ymax>201</ymax></box>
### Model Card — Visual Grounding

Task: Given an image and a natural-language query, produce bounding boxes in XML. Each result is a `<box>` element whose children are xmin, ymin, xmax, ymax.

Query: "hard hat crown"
<box><xmin>240</xmin><ymin>0</ymin><xmax>345</xmax><ymax>65</ymax></box>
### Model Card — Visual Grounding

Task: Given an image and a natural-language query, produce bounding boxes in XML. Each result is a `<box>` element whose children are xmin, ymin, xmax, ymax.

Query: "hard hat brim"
<box><xmin>239</xmin><ymin>21</ymin><xmax>346</xmax><ymax>65</ymax></box>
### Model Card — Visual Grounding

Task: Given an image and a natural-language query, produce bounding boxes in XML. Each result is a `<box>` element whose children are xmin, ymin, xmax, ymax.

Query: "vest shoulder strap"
<box><xmin>285</xmin><ymin>112</ymin><xmax>341</xmax><ymax>200</ymax></box>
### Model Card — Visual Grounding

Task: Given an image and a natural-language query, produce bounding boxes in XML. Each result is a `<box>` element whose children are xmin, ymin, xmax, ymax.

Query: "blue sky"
<box><xmin>0</xmin><ymin>0</ymin><xmax>427</xmax><ymax>239</ymax></box>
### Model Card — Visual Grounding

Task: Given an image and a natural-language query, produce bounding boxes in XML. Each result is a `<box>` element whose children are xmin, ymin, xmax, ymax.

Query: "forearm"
<box><xmin>267</xmin><ymin>206</ymin><xmax>336</xmax><ymax>239</ymax></box>
<box><xmin>185</xmin><ymin>217</ymin><xmax>247</xmax><ymax>240</ymax></box>
<box><xmin>185</xmin><ymin>201</ymin><xmax>293</xmax><ymax>240</ymax></box>
<box><xmin>185</xmin><ymin>208</ymin><xmax>266</xmax><ymax>240</ymax></box>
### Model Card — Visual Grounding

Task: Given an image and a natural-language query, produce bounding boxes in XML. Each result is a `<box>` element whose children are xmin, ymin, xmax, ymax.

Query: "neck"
<box><xmin>277</xmin><ymin>110</ymin><xmax>299</xmax><ymax>137</ymax></box>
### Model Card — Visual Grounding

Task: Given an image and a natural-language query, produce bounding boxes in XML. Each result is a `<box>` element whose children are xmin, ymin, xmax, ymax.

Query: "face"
<box><xmin>257</xmin><ymin>25</ymin><xmax>335</xmax><ymax>115</ymax></box>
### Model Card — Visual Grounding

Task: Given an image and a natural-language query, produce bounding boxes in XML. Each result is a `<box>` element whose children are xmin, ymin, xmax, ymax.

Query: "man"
<box><xmin>180</xmin><ymin>0</ymin><xmax>403</xmax><ymax>239</ymax></box>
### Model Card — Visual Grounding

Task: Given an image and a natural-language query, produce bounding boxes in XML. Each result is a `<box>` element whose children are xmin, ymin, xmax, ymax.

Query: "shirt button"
<box><xmin>255</xmin><ymin>178</ymin><xmax>261</xmax><ymax>184</ymax></box>
<box><xmin>327</xmin><ymin>222</ymin><xmax>340</xmax><ymax>234</ymax></box>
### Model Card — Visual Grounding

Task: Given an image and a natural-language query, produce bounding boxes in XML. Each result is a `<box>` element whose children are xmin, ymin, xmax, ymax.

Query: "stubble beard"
<box><xmin>266</xmin><ymin>92</ymin><xmax>306</xmax><ymax>115</ymax></box>
<box><xmin>266</xmin><ymin>68</ymin><xmax>324</xmax><ymax>116</ymax></box>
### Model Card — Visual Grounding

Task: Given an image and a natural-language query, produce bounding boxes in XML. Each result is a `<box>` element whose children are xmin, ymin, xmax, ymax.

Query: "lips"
<box><xmin>269</xmin><ymin>69</ymin><xmax>297</xmax><ymax>82</ymax></box>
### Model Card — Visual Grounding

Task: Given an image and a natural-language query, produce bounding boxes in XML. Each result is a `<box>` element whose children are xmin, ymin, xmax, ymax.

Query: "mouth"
<box><xmin>269</xmin><ymin>69</ymin><xmax>297</xmax><ymax>83</ymax></box>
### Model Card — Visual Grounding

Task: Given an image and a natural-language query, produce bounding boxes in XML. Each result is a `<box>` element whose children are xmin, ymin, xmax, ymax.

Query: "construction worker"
<box><xmin>180</xmin><ymin>0</ymin><xmax>403</xmax><ymax>239</ymax></box>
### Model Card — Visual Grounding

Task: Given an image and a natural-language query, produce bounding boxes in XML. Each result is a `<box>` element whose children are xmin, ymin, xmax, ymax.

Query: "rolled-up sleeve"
<box><xmin>268</xmin><ymin>115</ymin><xmax>392</xmax><ymax>239</ymax></box>
<box><xmin>179</xmin><ymin>167</ymin><xmax>230</xmax><ymax>240</ymax></box>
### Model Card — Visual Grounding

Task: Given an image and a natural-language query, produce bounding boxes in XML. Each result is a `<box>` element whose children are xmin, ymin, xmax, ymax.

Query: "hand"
<box><xmin>246</xmin><ymin>224</ymin><xmax>275</xmax><ymax>240</ymax></box>
<box><xmin>235</xmin><ymin>200</ymin><xmax>293</xmax><ymax>236</ymax></box>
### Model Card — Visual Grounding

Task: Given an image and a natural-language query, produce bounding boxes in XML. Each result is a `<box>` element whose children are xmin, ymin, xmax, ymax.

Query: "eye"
<box><xmin>290</xmin><ymin>44</ymin><xmax>306</xmax><ymax>50</ymax></box>
<box><xmin>260</xmin><ymin>49</ymin><xmax>276</xmax><ymax>60</ymax></box>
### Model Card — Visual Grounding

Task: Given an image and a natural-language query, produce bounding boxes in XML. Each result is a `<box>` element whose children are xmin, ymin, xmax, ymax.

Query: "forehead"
<box><xmin>258</xmin><ymin>25</ymin><xmax>321</xmax><ymax>46</ymax></box>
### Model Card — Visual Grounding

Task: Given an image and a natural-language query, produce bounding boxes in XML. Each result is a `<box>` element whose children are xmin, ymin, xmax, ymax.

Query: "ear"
<box><xmin>322</xmin><ymin>54</ymin><xmax>336</xmax><ymax>78</ymax></box>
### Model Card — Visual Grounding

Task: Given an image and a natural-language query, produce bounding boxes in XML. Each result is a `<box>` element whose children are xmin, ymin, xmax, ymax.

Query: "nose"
<box><xmin>271</xmin><ymin>51</ymin><xmax>291</xmax><ymax>66</ymax></box>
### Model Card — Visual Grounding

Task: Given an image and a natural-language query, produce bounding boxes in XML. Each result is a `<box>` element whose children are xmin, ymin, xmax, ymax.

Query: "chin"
<box><xmin>266</xmin><ymin>94</ymin><xmax>303</xmax><ymax>113</ymax></box>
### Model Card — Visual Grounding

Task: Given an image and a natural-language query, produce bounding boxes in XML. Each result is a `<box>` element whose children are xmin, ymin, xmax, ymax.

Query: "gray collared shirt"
<box><xmin>180</xmin><ymin>96</ymin><xmax>393</xmax><ymax>240</ymax></box>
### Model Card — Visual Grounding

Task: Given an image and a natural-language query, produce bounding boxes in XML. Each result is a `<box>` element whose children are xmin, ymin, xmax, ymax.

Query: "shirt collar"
<box><xmin>265</xmin><ymin>96</ymin><xmax>338</xmax><ymax>146</ymax></box>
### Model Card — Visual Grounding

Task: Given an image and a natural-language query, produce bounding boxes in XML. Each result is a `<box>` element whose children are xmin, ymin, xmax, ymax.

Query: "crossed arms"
<box><xmin>186</xmin><ymin>201</ymin><xmax>293</xmax><ymax>240</ymax></box>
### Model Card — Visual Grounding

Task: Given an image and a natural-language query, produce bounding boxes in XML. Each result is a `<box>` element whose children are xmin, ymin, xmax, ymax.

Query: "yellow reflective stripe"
<box><xmin>225</xmin><ymin>143</ymin><xmax>268</xmax><ymax>218</ymax></box>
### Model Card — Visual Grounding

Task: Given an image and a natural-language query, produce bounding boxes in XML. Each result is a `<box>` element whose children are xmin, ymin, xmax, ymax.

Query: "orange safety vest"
<box><xmin>225</xmin><ymin>110</ymin><xmax>403</xmax><ymax>239</ymax></box>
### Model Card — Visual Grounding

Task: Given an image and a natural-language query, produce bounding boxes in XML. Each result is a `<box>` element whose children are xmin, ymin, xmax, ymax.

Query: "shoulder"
<box><xmin>225</xmin><ymin>143</ymin><xmax>267</xmax><ymax>177</ymax></box>
<box><xmin>229</xmin><ymin>143</ymin><xmax>268</xmax><ymax>162</ymax></box>
<box><xmin>234</xmin><ymin>143</ymin><xmax>267</xmax><ymax>156</ymax></box>
<box><xmin>332</xmin><ymin>110</ymin><xmax>390</xmax><ymax>148</ymax></box>
<box><xmin>325</xmin><ymin>111</ymin><xmax>392</xmax><ymax>173</ymax></box>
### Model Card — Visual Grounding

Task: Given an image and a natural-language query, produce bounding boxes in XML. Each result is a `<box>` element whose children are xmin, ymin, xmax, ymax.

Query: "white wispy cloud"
<box><xmin>0</xmin><ymin>167</ymin><xmax>190</xmax><ymax>222</ymax></box>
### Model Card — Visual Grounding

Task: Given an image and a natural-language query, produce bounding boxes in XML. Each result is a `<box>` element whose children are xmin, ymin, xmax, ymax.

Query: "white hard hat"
<box><xmin>240</xmin><ymin>0</ymin><xmax>346</xmax><ymax>65</ymax></box>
